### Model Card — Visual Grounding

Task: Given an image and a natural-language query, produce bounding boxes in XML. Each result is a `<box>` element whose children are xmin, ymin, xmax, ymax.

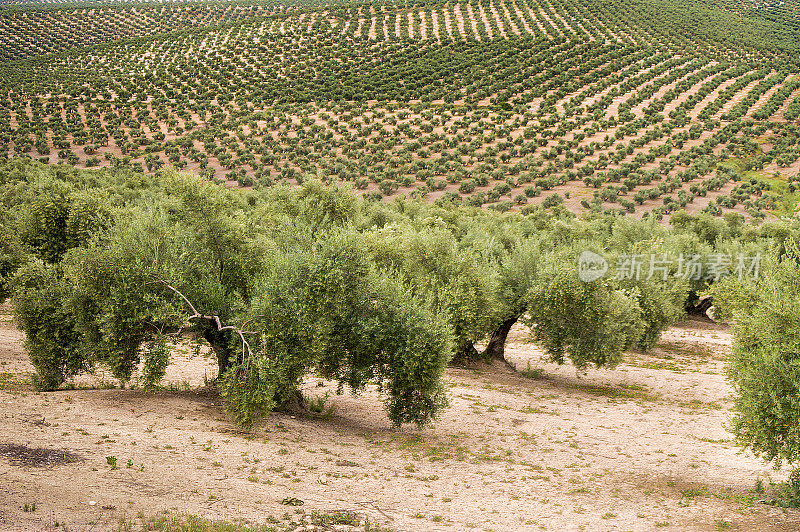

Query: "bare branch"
<box><xmin>157</xmin><ymin>280</ymin><xmax>201</xmax><ymax>317</ymax></box>
<box><xmin>143</xmin><ymin>320</ymin><xmax>166</xmax><ymax>335</ymax></box>
<box><xmin>153</xmin><ymin>276</ymin><xmax>254</xmax><ymax>363</ymax></box>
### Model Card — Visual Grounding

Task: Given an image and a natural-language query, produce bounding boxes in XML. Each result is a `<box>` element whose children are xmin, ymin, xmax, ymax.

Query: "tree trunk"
<box><xmin>202</xmin><ymin>326</ymin><xmax>237</xmax><ymax>377</ymax></box>
<box><xmin>687</xmin><ymin>295</ymin><xmax>713</xmax><ymax>318</ymax></box>
<box><xmin>482</xmin><ymin>316</ymin><xmax>519</xmax><ymax>369</ymax></box>
<box><xmin>277</xmin><ymin>389</ymin><xmax>308</xmax><ymax>414</ymax></box>
<box><xmin>450</xmin><ymin>341</ymin><xmax>480</xmax><ymax>366</ymax></box>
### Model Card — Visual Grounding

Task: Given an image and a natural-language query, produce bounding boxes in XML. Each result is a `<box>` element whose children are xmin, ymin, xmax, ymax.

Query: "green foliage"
<box><xmin>219</xmin><ymin>360</ymin><xmax>283</xmax><ymax>430</ymax></box>
<box><xmin>496</xmin><ymin>236</ymin><xmax>547</xmax><ymax>318</ymax></box>
<box><xmin>0</xmin><ymin>218</ymin><xmax>21</xmax><ymax>302</ymax></box>
<box><xmin>228</xmin><ymin>230</ymin><xmax>453</xmax><ymax>428</ymax></box>
<box><xmin>14</xmin><ymin>177</ymin><xmax>109</xmax><ymax>264</ymax></box>
<box><xmin>4</xmin><ymin>0</ymin><xmax>800</xmax><ymax>441</ymax></box>
<box><xmin>629</xmin><ymin>277</ymin><xmax>687</xmax><ymax>351</ymax></box>
<box><xmin>607</xmin><ymin>218</ymin><xmax>691</xmax><ymax>350</ymax></box>
<box><xmin>10</xmin><ymin>260</ymin><xmax>85</xmax><ymax>390</ymax></box>
<box><xmin>62</xmin><ymin>219</ymin><xmax>185</xmax><ymax>383</ymax></box>
<box><xmin>365</xmin><ymin>222</ymin><xmax>500</xmax><ymax>358</ymax></box>
<box><xmin>142</xmin><ymin>338</ymin><xmax>170</xmax><ymax>389</ymax></box>
<box><xmin>306</xmin><ymin>234</ymin><xmax>453</xmax><ymax>426</ymax></box>
<box><xmin>525</xmin><ymin>248</ymin><xmax>645</xmax><ymax>369</ymax></box>
<box><xmin>714</xmin><ymin>243</ymin><xmax>800</xmax><ymax>469</ymax></box>
<box><xmin>6</xmin><ymin>166</ymin><xmax>454</xmax><ymax>427</ymax></box>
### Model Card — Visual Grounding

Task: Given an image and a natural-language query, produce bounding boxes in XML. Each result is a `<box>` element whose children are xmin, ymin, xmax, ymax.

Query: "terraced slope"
<box><xmin>0</xmin><ymin>2</ymin><xmax>305</xmax><ymax>61</ymax></box>
<box><xmin>2</xmin><ymin>0</ymin><xmax>799</xmax><ymax>220</ymax></box>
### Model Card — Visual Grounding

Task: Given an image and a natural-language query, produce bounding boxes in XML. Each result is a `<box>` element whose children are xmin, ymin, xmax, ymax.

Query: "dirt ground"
<box><xmin>0</xmin><ymin>303</ymin><xmax>798</xmax><ymax>531</ymax></box>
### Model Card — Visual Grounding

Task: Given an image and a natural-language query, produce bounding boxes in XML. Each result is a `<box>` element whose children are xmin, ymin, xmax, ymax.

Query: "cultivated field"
<box><xmin>4</xmin><ymin>1</ymin><xmax>800</xmax><ymax>530</ymax></box>
<box><xmin>1</xmin><ymin>304</ymin><xmax>799</xmax><ymax>531</ymax></box>
<box><xmin>1</xmin><ymin>0</ymin><xmax>800</xmax><ymax>220</ymax></box>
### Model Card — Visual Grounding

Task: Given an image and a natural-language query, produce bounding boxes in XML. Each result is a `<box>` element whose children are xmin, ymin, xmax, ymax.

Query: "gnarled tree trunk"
<box><xmin>201</xmin><ymin>323</ymin><xmax>238</xmax><ymax>377</ymax></box>
<box><xmin>450</xmin><ymin>341</ymin><xmax>481</xmax><ymax>366</ymax></box>
<box><xmin>482</xmin><ymin>316</ymin><xmax>519</xmax><ymax>370</ymax></box>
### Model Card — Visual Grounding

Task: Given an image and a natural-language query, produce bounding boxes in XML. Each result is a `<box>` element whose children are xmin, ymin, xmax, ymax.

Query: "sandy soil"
<box><xmin>745</xmin><ymin>80</ymin><xmax>785</xmax><ymax>119</ymax></box>
<box><xmin>1</xmin><ymin>304</ymin><xmax>799</xmax><ymax>531</ymax></box>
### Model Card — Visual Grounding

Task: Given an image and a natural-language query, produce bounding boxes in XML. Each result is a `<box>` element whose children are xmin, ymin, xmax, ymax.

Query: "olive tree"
<box><xmin>10</xmin><ymin>172</ymin><xmax>454</xmax><ymax>428</ymax></box>
<box><xmin>363</xmin><ymin>221</ymin><xmax>500</xmax><ymax>363</ymax></box>
<box><xmin>713</xmin><ymin>243</ymin><xmax>800</xmax><ymax>474</ymax></box>
<box><xmin>606</xmin><ymin>218</ymin><xmax>692</xmax><ymax>350</ymax></box>
<box><xmin>226</xmin><ymin>230</ymin><xmax>453</xmax><ymax>427</ymax></box>
<box><xmin>524</xmin><ymin>246</ymin><xmax>646</xmax><ymax>369</ymax></box>
<box><xmin>482</xmin><ymin>235</ymin><xmax>545</xmax><ymax>363</ymax></box>
<box><xmin>11</xmin><ymin>260</ymin><xmax>89</xmax><ymax>390</ymax></box>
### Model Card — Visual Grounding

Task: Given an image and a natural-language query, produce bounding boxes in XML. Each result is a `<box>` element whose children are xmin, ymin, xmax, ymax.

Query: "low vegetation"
<box><xmin>3</xmin><ymin>0</ymin><xmax>800</xmax><ymax>524</ymax></box>
<box><xmin>0</xmin><ymin>159</ymin><xmax>799</xmax><ymax>492</ymax></box>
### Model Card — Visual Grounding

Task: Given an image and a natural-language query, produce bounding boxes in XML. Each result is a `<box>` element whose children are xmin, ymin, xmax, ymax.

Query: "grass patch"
<box><xmin>573</xmin><ymin>382</ymin><xmax>658</xmax><ymax>401</ymax></box>
<box><xmin>365</xmin><ymin>433</ymin><xmax>470</xmax><ymax>462</ymax></box>
<box><xmin>678</xmin><ymin>399</ymin><xmax>723</xmax><ymax>411</ymax></box>
<box><xmin>0</xmin><ymin>372</ymin><xmax>33</xmax><ymax>392</ymax></box>
<box><xmin>741</xmin><ymin>169</ymin><xmax>799</xmax><ymax>217</ymax></box>
<box><xmin>521</xmin><ymin>362</ymin><xmax>545</xmax><ymax>379</ymax></box>
<box><xmin>761</xmin><ymin>473</ymin><xmax>800</xmax><ymax>509</ymax></box>
<box><xmin>117</xmin><ymin>510</ymin><xmax>388</xmax><ymax>531</ymax></box>
<box><xmin>626</xmin><ymin>359</ymin><xmax>687</xmax><ymax>373</ymax></box>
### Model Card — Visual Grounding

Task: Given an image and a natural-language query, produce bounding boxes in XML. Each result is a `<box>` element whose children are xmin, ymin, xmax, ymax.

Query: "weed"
<box><xmin>521</xmin><ymin>362</ymin><xmax>545</xmax><ymax>379</ymax></box>
<box><xmin>681</xmin><ymin>486</ymin><xmax>709</xmax><ymax>498</ymax></box>
<box><xmin>763</xmin><ymin>470</ymin><xmax>800</xmax><ymax>508</ymax></box>
<box><xmin>307</xmin><ymin>392</ymin><xmax>331</xmax><ymax>414</ymax></box>
<box><xmin>310</xmin><ymin>510</ymin><xmax>359</xmax><ymax>526</ymax></box>
<box><xmin>280</xmin><ymin>497</ymin><xmax>303</xmax><ymax>506</ymax></box>
<box><xmin>0</xmin><ymin>372</ymin><xmax>32</xmax><ymax>391</ymax></box>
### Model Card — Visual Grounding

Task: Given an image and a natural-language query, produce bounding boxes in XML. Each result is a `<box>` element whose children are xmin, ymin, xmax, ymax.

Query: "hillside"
<box><xmin>4</xmin><ymin>4</ymin><xmax>800</xmax><ymax>529</ymax></box>
<box><xmin>2</xmin><ymin>0</ymin><xmax>800</xmax><ymax>218</ymax></box>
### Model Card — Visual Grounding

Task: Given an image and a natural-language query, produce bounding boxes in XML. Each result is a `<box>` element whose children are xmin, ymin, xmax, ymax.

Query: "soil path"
<box><xmin>0</xmin><ymin>307</ymin><xmax>797</xmax><ymax>531</ymax></box>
